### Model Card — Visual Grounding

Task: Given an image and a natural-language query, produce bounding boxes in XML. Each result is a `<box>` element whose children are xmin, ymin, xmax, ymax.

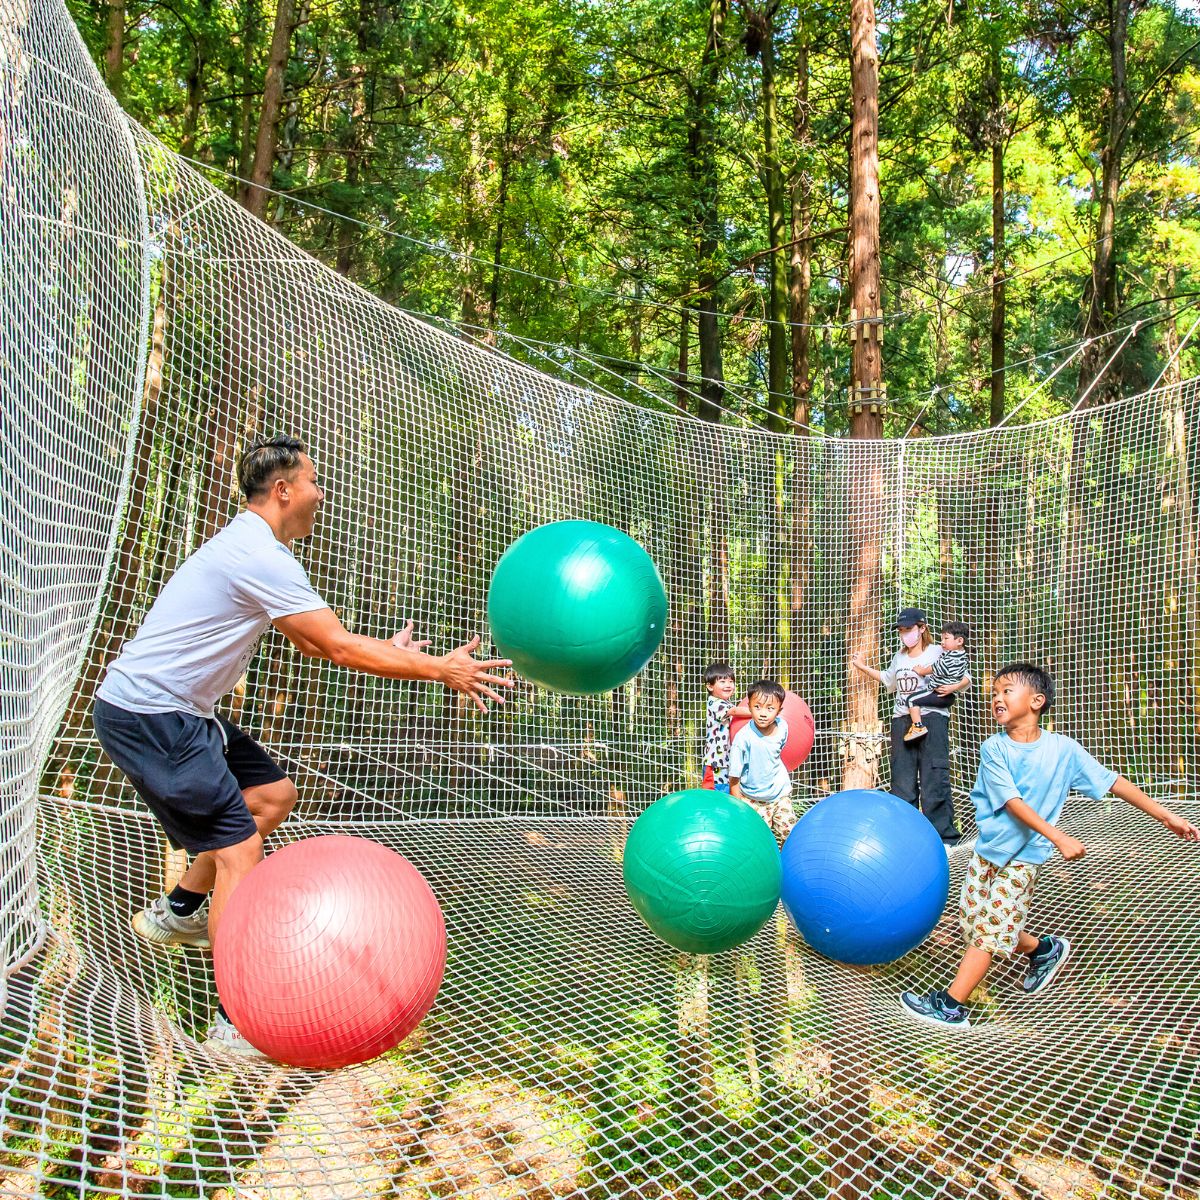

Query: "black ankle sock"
<box><xmin>1031</xmin><ymin>936</ymin><xmax>1054</xmax><ymax>959</ymax></box>
<box><xmin>940</xmin><ymin>989</ymin><xmax>967</xmax><ymax>1012</ymax></box>
<box><xmin>167</xmin><ymin>884</ymin><xmax>206</xmax><ymax>917</ymax></box>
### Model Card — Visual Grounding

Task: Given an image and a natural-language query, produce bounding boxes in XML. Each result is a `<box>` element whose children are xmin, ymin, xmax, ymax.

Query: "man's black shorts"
<box><xmin>93</xmin><ymin>698</ymin><xmax>285</xmax><ymax>853</ymax></box>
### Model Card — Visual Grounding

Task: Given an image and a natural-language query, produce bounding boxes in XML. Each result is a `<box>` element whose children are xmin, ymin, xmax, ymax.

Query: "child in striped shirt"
<box><xmin>905</xmin><ymin>621</ymin><xmax>971</xmax><ymax>743</ymax></box>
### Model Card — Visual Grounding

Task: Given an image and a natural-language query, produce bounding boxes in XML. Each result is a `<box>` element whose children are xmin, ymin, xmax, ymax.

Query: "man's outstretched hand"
<box><xmin>439</xmin><ymin>635</ymin><xmax>514</xmax><ymax>713</ymax></box>
<box><xmin>392</xmin><ymin>620</ymin><xmax>432</xmax><ymax>652</ymax></box>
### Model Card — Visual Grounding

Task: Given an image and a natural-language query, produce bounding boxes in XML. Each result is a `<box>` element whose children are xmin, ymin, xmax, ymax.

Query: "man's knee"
<box><xmin>211</xmin><ymin>830</ymin><xmax>264</xmax><ymax>874</ymax></box>
<box><xmin>244</xmin><ymin>777</ymin><xmax>298</xmax><ymax>825</ymax></box>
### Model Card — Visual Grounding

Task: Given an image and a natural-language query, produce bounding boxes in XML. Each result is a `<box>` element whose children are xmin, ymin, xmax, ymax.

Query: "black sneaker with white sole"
<box><xmin>1022</xmin><ymin>935</ymin><xmax>1071</xmax><ymax>996</ymax></box>
<box><xmin>899</xmin><ymin>989</ymin><xmax>971</xmax><ymax>1030</ymax></box>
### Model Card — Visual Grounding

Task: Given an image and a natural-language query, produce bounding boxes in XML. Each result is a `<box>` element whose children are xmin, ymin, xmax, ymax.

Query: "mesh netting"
<box><xmin>3</xmin><ymin>0</ymin><xmax>1200</xmax><ymax>1195</ymax></box>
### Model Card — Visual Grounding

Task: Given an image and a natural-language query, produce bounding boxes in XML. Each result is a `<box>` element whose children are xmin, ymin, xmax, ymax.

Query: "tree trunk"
<box><xmin>834</xmin><ymin>0</ymin><xmax>883</xmax><ymax>1190</ymax></box>
<box><xmin>237</xmin><ymin>0</ymin><xmax>259</xmax><ymax>181</ymax></box>
<box><xmin>460</xmin><ymin>129</ymin><xmax>489</xmax><ymax>334</ymax></box>
<box><xmin>757</xmin><ymin>7</ymin><xmax>790</xmax><ymax>431</ymax></box>
<box><xmin>694</xmin><ymin>0</ymin><xmax>728</xmax><ymax>423</ymax></box>
<box><xmin>788</xmin><ymin>23</ymin><xmax>814</xmax><ymax>694</ymax></box>
<box><xmin>843</xmin><ymin>0</ymin><xmax>884</xmax><ymax>789</ymax></box>
<box><xmin>335</xmin><ymin>0</ymin><xmax>372</xmax><ymax>276</ymax></box>
<box><xmin>676</xmin><ymin>304</ymin><xmax>691</xmax><ymax>414</ymax></box>
<box><xmin>179</xmin><ymin>0</ymin><xmax>213</xmax><ymax>160</ymax></box>
<box><xmin>105</xmin><ymin>0</ymin><xmax>124</xmax><ymax>102</ymax></box>
<box><xmin>241</xmin><ymin>0</ymin><xmax>297</xmax><ymax>221</ymax></box>
<box><xmin>1077</xmin><ymin>0</ymin><xmax>1131</xmax><ymax>402</ymax></box>
<box><xmin>989</xmin><ymin>70</ymin><xmax>1005</xmax><ymax>425</ymax></box>
<box><xmin>487</xmin><ymin>101</ymin><xmax>515</xmax><ymax>332</ymax></box>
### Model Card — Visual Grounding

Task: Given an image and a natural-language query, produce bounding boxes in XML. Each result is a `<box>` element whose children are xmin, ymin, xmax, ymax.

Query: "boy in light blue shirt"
<box><xmin>901</xmin><ymin>662</ymin><xmax>1197</xmax><ymax>1030</ymax></box>
<box><xmin>729</xmin><ymin>679</ymin><xmax>795</xmax><ymax>842</ymax></box>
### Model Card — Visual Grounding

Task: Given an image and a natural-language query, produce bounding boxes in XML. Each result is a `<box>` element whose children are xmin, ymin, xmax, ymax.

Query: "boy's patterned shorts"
<box><xmin>741</xmin><ymin>792</ymin><xmax>796</xmax><ymax>843</ymax></box>
<box><xmin>959</xmin><ymin>853</ymin><xmax>1039</xmax><ymax>955</ymax></box>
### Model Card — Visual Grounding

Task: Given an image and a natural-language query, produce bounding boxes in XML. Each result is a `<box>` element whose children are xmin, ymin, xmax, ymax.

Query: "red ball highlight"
<box><xmin>214</xmin><ymin>835</ymin><xmax>446</xmax><ymax>1070</ymax></box>
<box><xmin>730</xmin><ymin>690</ymin><xmax>815</xmax><ymax>772</ymax></box>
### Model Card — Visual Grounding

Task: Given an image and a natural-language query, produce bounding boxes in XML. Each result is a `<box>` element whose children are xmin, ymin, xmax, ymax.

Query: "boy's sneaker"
<box><xmin>899</xmin><ymin>989</ymin><xmax>971</xmax><ymax>1030</ymax></box>
<box><xmin>131</xmin><ymin>895</ymin><xmax>211</xmax><ymax>949</ymax></box>
<box><xmin>202</xmin><ymin>1012</ymin><xmax>272</xmax><ymax>1061</ymax></box>
<box><xmin>1023</xmin><ymin>935</ymin><xmax>1071</xmax><ymax>997</ymax></box>
<box><xmin>903</xmin><ymin>723</ymin><xmax>928</xmax><ymax>743</ymax></box>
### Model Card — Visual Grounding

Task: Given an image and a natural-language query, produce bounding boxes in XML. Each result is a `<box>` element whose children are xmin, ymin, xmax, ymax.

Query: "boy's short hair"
<box><xmin>704</xmin><ymin>662</ymin><xmax>735</xmax><ymax>685</ymax></box>
<box><xmin>745</xmin><ymin>679</ymin><xmax>786</xmax><ymax>706</ymax></box>
<box><xmin>994</xmin><ymin>662</ymin><xmax>1055</xmax><ymax>713</ymax></box>
<box><xmin>942</xmin><ymin>621</ymin><xmax>971</xmax><ymax>645</ymax></box>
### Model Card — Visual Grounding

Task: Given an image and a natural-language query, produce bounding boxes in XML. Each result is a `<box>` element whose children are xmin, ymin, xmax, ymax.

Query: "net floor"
<box><xmin>2</xmin><ymin>798</ymin><xmax>1198</xmax><ymax>1199</ymax></box>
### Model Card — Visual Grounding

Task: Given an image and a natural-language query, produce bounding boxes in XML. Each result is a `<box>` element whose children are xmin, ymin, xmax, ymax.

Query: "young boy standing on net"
<box><xmin>903</xmin><ymin>621</ymin><xmax>971</xmax><ymax>743</ymax></box>
<box><xmin>900</xmin><ymin>662</ymin><xmax>1198</xmax><ymax>1030</ymax></box>
<box><xmin>701</xmin><ymin>662</ymin><xmax>738</xmax><ymax>794</ymax></box>
<box><xmin>729</xmin><ymin>679</ymin><xmax>795</xmax><ymax>842</ymax></box>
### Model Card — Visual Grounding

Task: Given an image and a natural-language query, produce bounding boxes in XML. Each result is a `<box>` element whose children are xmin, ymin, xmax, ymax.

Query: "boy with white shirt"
<box><xmin>900</xmin><ymin>662</ymin><xmax>1197</xmax><ymax>1030</ymax></box>
<box><xmin>93</xmin><ymin>435</ymin><xmax>512</xmax><ymax>1055</ymax></box>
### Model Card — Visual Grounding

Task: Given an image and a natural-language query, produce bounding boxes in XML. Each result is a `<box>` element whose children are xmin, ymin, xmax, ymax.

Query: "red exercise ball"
<box><xmin>731</xmin><ymin>690</ymin><xmax>816</xmax><ymax>772</ymax></box>
<box><xmin>214</xmin><ymin>835</ymin><xmax>446</xmax><ymax>1070</ymax></box>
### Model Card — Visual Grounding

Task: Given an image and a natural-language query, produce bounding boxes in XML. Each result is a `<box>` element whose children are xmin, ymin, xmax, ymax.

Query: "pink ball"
<box><xmin>214</xmin><ymin>835</ymin><xmax>446</xmax><ymax>1069</ymax></box>
<box><xmin>731</xmin><ymin>690</ymin><xmax>816</xmax><ymax>772</ymax></box>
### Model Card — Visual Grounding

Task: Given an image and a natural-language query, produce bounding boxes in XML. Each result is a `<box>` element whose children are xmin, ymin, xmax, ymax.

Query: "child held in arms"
<box><xmin>900</xmin><ymin>663</ymin><xmax>1198</xmax><ymax>1030</ymax></box>
<box><xmin>701</xmin><ymin>662</ymin><xmax>742</xmax><ymax>795</ymax></box>
<box><xmin>904</xmin><ymin>621</ymin><xmax>972</xmax><ymax>743</ymax></box>
<box><xmin>729</xmin><ymin>679</ymin><xmax>795</xmax><ymax>843</ymax></box>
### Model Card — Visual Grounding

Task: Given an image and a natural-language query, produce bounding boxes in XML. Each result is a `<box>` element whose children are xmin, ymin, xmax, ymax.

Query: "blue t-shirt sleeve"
<box><xmin>1067</xmin><ymin>739</ymin><xmax>1119</xmax><ymax>799</ymax></box>
<box><xmin>728</xmin><ymin>730</ymin><xmax>749</xmax><ymax>779</ymax></box>
<box><xmin>974</xmin><ymin>740</ymin><xmax>1021</xmax><ymax>816</ymax></box>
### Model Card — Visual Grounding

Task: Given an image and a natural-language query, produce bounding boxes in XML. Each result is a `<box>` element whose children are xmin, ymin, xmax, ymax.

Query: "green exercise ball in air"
<box><xmin>487</xmin><ymin>520</ymin><xmax>667</xmax><ymax>694</ymax></box>
<box><xmin>623</xmin><ymin>790</ymin><xmax>782</xmax><ymax>954</ymax></box>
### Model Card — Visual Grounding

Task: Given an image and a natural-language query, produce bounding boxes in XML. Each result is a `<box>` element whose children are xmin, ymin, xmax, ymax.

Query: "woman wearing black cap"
<box><xmin>850</xmin><ymin>607</ymin><xmax>962</xmax><ymax>846</ymax></box>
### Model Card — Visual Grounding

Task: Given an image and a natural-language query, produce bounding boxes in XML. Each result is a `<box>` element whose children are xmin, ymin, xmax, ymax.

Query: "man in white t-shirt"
<box><xmin>93</xmin><ymin>434</ymin><xmax>512</xmax><ymax>1055</ymax></box>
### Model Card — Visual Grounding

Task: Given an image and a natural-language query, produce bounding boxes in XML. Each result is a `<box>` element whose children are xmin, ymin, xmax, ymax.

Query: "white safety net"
<box><xmin>2</xmin><ymin>0</ymin><xmax>1199</xmax><ymax>1196</ymax></box>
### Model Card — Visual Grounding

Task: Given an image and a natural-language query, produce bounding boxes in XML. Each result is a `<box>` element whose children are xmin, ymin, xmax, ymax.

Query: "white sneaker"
<box><xmin>203</xmin><ymin>1012</ymin><xmax>272</xmax><ymax>1061</ymax></box>
<box><xmin>131</xmin><ymin>895</ymin><xmax>211</xmax><ymax>949</ymax></box>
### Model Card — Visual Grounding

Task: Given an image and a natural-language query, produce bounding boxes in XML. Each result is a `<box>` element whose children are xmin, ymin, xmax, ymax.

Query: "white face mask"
<box><xmin>900</xmin><ymin>627</ymin><xmax>922</xmax><ymax>648</ymax></box>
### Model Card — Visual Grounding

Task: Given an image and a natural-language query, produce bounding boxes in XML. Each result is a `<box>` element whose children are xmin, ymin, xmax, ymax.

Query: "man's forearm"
<box><xmin>331</xmin><ymin>633</ymin><xmax>445</xmax><ymax>683</ymax></box>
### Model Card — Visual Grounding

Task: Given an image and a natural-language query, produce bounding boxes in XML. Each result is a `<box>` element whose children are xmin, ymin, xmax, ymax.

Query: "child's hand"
<box><xmin>1162</xmin><ymin>810</ymin><xmax>1200</xmax><ymax>841</ymax></box>
<box><xmin>913</xmin><ymin>663</ymin><xmax>932</xmax><ymax>677</ymax></box>
<box><xmin>1054</xmin><ymin>833</ymin><xmax>1087</xmax><ymax>861</ymax></box>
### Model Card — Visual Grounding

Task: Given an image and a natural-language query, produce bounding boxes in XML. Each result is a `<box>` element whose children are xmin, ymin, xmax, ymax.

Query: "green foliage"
<box><xmin>67</xmin><ymin>0</ymin><xmax>1200</xmax><ymax>429</ymax></box>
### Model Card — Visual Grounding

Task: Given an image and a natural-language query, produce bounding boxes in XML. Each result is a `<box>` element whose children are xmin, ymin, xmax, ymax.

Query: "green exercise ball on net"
<box><xmin>623</xmin><ymin>790</ymin><xmax>782</xmax><ymax>954</ymax></box>
<box><xmin>486</xmin><ymin>520</ymin><xmax>668</xmax><ymax>694</ymax></box>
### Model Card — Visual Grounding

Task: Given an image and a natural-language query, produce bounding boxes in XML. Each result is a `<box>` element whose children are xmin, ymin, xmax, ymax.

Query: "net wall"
<box><xmin>2</xmin><ymin>0</ymin><xmax>1199</xmax><ymax>1196</ymax></box>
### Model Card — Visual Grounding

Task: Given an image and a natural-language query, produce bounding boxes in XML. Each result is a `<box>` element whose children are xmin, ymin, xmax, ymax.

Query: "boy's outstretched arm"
<box><xmin>1004</xmin><ymin>797</ymin><xmax>1087</xmax><ymax>860</ymax></box>
<box><xmin>1111</xmin><ymin>777</ymin><xmax>1200</xmax><ymax>840</ymax></box>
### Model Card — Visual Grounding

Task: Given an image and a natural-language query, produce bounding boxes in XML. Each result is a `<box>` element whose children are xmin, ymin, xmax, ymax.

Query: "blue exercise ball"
<box><xmin>780</xmin><ymin>789</ymin><xmax>950</xmax><ymax>965</ymax></box>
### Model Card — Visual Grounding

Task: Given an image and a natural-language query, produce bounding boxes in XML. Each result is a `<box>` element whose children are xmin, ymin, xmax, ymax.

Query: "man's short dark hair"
<box><xmin>994</xmin><ymin>662</ymin><xmax>1055</xmax><ymax>713</ymax></box>
<box><xmin>238</xmin><ymin>435</ymin><xmax>306</xmax><ymax>500</ymax></box>
<box><xmin>942</xmin><ymin>621</ymin><xmax>971</xmax><ymax>645</ymax></box>
<box><xmin>745</xmin><ymin>679</ymin><xmax>786</xmax><ymax>706</ymax></box>
<box><xmin>705</xmin><ymin>662</ymin><xmax>735</xmax><ymax>685</ymax></box>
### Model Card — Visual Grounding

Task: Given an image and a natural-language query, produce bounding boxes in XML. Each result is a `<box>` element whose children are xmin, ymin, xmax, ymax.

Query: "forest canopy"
<box><xmin>69</xmin><ymin>0</ymin><xmax>1200</xmax><ymax>436</ymax></box>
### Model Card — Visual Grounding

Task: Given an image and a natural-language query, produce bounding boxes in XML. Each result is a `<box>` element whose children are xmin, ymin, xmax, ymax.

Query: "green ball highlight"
<box><xmin>487</xmin><ymin>520</ymin><xmax>667</xmax><ymax>694</ymax></box>
<box><xmin>623</xmin><ymin>790</ymin><xmax>782</xmax><ymax>954</ymax></box>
